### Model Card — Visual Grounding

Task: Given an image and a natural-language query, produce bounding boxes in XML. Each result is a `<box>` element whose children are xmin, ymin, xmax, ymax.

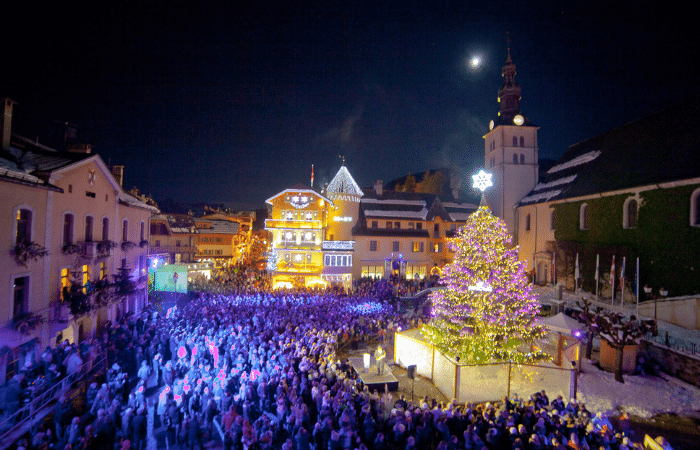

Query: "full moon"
<box><xmin>469</xmin><ymin>57</ymin><xmax>481</xmax><ymax>68</ymax></box>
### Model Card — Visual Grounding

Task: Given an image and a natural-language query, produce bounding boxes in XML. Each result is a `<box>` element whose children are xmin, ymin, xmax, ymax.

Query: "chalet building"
<box><xmin>149</xmin><ymin>214</ymin><xmax>198</xmax><ymax>264</ymax></box>
<box><xmin>265</xmin><ymin>165</ymin><xmax>477</xmax><ymax>291</ymax></box>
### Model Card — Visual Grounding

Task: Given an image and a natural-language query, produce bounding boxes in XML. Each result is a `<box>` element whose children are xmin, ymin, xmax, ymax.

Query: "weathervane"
<box><xmin>339</xmin><ymin>155</ymin><xmax>345</xmax><ymax>166</ymax></box>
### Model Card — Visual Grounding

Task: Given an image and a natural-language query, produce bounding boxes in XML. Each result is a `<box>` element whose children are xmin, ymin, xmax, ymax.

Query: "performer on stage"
<box><xmin>375</xmin><ymin>346</ymin><xmax>386</xmax><ymax>375</ymax></box>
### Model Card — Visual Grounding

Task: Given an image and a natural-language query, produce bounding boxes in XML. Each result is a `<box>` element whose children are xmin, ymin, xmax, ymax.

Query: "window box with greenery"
<box><xmin>61</xmin><ymin>243</ymin><xmax>81</xmax><ymax>256</ymax></box>
<box><xmin>13</xmin><ymin>311</ymin><xmax>45</xmax><ymax>335</ymax></box>
<box><xmin>97</xmin><ymin>240</ymin><xmax>118</xmax><ymax>257</ymax></box>
<box><xmin>11</xmin><ymin>240</ymin><xmax>49</xmax><ymax>267</ymax></box>
<box><xmin>139</xmin><ymin>239</ymin><xmax>149</xmax><ymax>248</ymax></box>
<box><xmin>121</xmin><ymin>241</ymin><xmax>136</xmax><ymax>252</ymax></box>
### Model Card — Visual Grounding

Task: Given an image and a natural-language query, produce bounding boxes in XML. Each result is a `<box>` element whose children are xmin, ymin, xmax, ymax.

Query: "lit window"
<box><xmin>15</xmin><ymin>208</ymin><xmax>32</xmax><ymax>245</ymax></box>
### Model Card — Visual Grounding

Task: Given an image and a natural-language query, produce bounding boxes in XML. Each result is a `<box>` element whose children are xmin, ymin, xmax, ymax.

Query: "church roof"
<box><xmin>326</xmin><ymin>165</ymin><xmax>364</xmax><ymax>197</ymax></box>
<box><xmin>519</xmin><ymin>97</ymin><xmax>700</xmax><ymax>206</ymax></box>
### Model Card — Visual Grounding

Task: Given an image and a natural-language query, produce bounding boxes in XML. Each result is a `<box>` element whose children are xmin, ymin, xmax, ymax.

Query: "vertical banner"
<box><xmin>595</xmin><ymin>254</ymin><xmax>600</xmax><ymax>300</ymax></box>
<box><xmin>620</xmin><ymin>257</ymin><xmax>626</xmax><ymax>306</ymax></box>
<box><xmin>610</xmin><ymin>255</ymin><xmax>616</xmax><ymax>304</ymax></box>
<box><xmin>636</xmin><ymin>257</ymin><xmax>640</xmax><ymax>317</ymax></box>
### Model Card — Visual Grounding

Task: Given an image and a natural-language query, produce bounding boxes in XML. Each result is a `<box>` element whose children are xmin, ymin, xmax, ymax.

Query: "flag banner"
<box><xmin>610</xmin><ymin>255</ymin><xmax>616</xmax><ymax>302</ymax></box>
<box><xmin>620</xmin><ymin>256</ymin><xmax>626</xmax><ymax>305</ymax></box>
<box><xmin>595</xmin><ymin>254</ymin><xmax>599</xmax><ymax>282</ymax></box>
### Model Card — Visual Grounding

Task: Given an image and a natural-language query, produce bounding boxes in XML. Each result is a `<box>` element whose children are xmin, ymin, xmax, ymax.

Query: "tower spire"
<box><xmin>498</xmin><ymin>32</ymin><xmax>522</xmax><ymax>122</ymax></box>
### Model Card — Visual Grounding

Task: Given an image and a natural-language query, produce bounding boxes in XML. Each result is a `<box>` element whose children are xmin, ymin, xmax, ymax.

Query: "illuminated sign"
<box><xmin>333</xmin><ymin>216</ymin><xmax>353</xmax><ymax>222</ymax></box>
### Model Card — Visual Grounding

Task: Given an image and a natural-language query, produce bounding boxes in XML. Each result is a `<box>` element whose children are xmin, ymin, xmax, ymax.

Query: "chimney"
<box><xmin>111</xmin><ymin>165</ymin><xmax>124</xmax><ymax>187</ymax></box>
<box><xmin>374</xmin><ymin>180</ymin><xmax>383</xmax><ymax>196</ymax></box>
<box><xmin>3</xmin><ymin>98</ymin><xmax>16</xmax><ymax>151</ymax></box>
<box><xmin>66</xmin><ymin>143</ymin><xmax>92</xmax><ymax>154</ymax></box>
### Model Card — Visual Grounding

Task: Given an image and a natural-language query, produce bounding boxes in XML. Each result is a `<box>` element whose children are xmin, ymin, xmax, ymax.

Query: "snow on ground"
<box><xmin>576</xmin><ymin>358</ymin><xmax>700</xmax><ymax>419</ymax></box>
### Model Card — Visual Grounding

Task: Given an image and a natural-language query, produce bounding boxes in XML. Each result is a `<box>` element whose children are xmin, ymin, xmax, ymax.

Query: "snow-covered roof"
<box><xmin>518</xmin><ymin>98</ymin><xmax>700</xmax><ymax>206</ymax></box>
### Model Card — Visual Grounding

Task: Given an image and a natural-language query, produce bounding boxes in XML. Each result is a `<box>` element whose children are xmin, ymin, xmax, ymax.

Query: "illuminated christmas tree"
<box><xmin>423</xmin><ymin>170</ymin><xmax>548</xmax><ymax>364</ymax></box>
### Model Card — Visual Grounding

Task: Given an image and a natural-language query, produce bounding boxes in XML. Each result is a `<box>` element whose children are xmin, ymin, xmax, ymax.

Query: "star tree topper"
<box><xmin>472</xmin><ymin>170</ymin><xmax>493</xmax><ymax>192</ymax></box>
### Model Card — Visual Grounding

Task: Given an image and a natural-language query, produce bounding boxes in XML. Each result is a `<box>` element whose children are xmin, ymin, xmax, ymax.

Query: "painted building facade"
<box><xmin>0</xmin><ymin>99</ymin><xmax>158</xmax><ymax>362</ymax></box>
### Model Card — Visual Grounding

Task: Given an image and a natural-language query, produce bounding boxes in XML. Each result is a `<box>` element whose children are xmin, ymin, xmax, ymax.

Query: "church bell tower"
<box><xmin>484</xmin><ymin>37</ymin><xmax>539</xmax><ymax>234</ymax></box>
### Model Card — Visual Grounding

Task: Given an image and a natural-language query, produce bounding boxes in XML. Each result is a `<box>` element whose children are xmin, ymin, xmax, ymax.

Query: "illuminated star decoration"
<box><xmin>472</xmin><ymin>170</ymin><xmax>493</xmax><ymax>193</ymax></box>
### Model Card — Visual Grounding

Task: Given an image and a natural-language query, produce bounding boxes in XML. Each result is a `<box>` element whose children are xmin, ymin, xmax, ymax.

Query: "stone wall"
<box><xmin>639</xmin><ymin>340</ymin><xmax>700</xmax><ymax>388</ymax></box>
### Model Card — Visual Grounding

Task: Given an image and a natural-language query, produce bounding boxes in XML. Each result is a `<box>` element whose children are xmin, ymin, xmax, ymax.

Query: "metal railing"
<box><xmin>644</xmin><ymin>332</ymin><xmax>699</xmax><ymax>356</ymax></box>
<box><xmin>0</xmin><ymin>355</ymin><xmax>107</xmax><ymax>445</ymax></box>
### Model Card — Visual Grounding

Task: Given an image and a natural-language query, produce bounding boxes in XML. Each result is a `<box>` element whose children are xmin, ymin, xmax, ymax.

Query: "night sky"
<box><xmin>1</xmin><ymin>1</ymin><xmax>696</xmax><ymax>209</ymax></box>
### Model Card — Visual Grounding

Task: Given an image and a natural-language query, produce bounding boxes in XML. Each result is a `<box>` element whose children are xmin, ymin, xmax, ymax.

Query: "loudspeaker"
<box><xmin>407</xmin><ymin>365</ymin><xmax>416</xmax><ymax>380</ymax></box>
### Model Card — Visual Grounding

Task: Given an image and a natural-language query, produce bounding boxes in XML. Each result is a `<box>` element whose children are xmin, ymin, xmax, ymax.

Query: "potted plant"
<box><xmin>121</xmin><ymin>241</ymin><xmax>136</xmax><ymax>252</ymax></box>
<box><xmin>61</xmin><ymin>243</ymin><xmax>81</xmax><ymax>256</ymax></box>
<box><xmin>97</xmin><ymin>240</ymin><xmax>118</xmax><ymax>256</ymax></box>
<box><xmin>139</xmin><ymin>239</ymin><xmax>149</xmax><ymax>248</ymax></box>
<box><xmin>10</xmin><ymin>240</ymin><xmax>49</xmax><ymax>267</ymax></box>
<box><xmin>12</xmin><ymin>312</ymin><xmax>45</xmax><ymax>335</ymax></box>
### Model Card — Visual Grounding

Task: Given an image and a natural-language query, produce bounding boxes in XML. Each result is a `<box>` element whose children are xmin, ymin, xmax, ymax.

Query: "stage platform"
<box><xmin>348</xmin><ymin>356</ymin><xmax>399</xmax><ymax>392</ymax></box>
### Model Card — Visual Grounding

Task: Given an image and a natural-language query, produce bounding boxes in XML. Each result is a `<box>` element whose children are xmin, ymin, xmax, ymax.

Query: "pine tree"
<box><xmin>423</xmin><ymin>205</ymin><xmax>549</xmax><ymax>364</ymax></box>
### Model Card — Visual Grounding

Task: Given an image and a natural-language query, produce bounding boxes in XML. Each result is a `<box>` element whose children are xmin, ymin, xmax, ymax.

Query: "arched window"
<box><xmin>623</xmin><ymin>198</ymin><xmax>638</xmax><ymax>229</ymax></box>
<box><xmin>550</xmin><ymin>209</ymin><xmax>556</xmax><ymax>230</ymax></box>
<box><xmin>63</xmin><ymin>213</ymin><xmax>75</xmax><ymax>245</ymax></box>
<box><xmin>525</xmin><ymin>213</ymin><xmax>531</xmax><ymax>231</ymax></box>
<box><xmin>520</xmin><ymin>153</ymin><xmax>525</xmax><ymax>164</ymax></box>
<box><xmin>84</xmin><ymin>215</ymin><xmax>94</xmax><ymax>242</ymax></box>
<box><xmin>513</xmin><ymin>153</ymin><xmax>518</xmax><ymax>164</ymax></box>
<box><xmin>513</xmin><ymin>136</ymin><xmax>518</xmax><ymax>147</ymax></box>
<box><xmin>122</xmin><ymin>219</ymin><xmax>129</xmax><ymax>242</ymax></box>
<box><xmin>519</xmin><ymin>136</ymin><xmax>525</xmax><ymax>147</ymax></box>
<box><xmin>579</xmin><ymin>204</ymin><xmax>589</xmax><ymax>230</ymax></box>
<box><xmin>691</xmin><ymin>188</ymin><xmax>700</xmax><ymax>227</ymax></box>
<box><xmin>102</xmin><ymin>218</ymin><xmax>110</xmax><ymax>241</ymax></box>
<box><xmin>14</xmin><ymin>206</ymin><xmax>34</xmax><ymax>245</ymax></box>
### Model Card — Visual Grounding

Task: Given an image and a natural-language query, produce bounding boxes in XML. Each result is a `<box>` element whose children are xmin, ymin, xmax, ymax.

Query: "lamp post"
<box><xmin>658</xmin><ymin>287</ymin><xmax>668</xmax><ymax>323</ymax></box>
<box><xmin>643</xmin><ymin>285</ymin><xmax>654</xmax><ymax>321</ymax></box>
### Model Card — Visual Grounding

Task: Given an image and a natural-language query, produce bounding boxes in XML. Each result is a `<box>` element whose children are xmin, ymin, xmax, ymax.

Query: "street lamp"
<box><xmin>643</xmin><ymin>285</ymin><xmax>654</xmax><ymax>321</ymax></box>
<box><xmin>659</xmin><ymin>288</ymin><xmax>668</xmax><ymax>322</ymax></box>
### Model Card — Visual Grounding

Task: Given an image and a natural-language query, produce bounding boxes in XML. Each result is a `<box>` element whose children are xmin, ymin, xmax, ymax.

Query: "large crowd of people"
<box><xmin>1</xmin><ymin>269</ymin><xmax>647</xmax><ymax>450</ymax></box>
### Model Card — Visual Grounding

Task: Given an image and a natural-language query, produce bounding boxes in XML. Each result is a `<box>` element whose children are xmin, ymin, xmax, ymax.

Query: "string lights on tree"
<box><xmin>423</xmin><ymin>169</ymin><xmax>549</xmax><ymax>364</ymax></box>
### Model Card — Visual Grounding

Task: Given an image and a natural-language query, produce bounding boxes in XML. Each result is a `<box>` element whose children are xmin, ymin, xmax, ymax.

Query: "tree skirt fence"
<box><xmin>394</xmin><ymin>328</ymin><xmax>574</xmax><ymax>403</ymax></box>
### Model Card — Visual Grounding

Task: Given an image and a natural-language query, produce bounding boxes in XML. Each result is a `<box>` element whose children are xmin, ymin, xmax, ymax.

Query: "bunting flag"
<box><xmin>610</xmin><ymin>255</ymin><xmax>616</xmax><ymax>302</ymax></box>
